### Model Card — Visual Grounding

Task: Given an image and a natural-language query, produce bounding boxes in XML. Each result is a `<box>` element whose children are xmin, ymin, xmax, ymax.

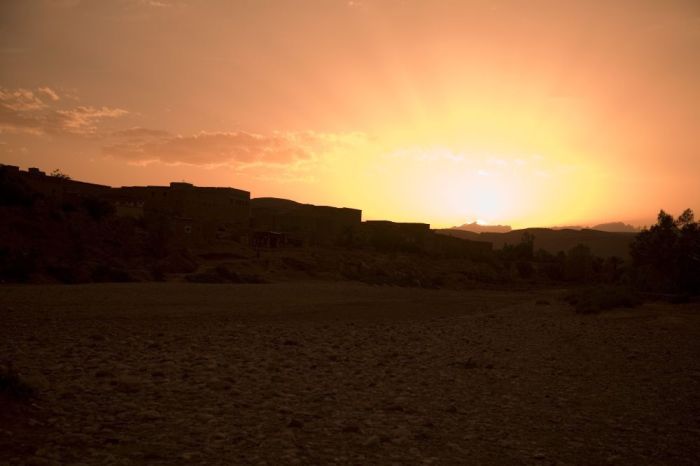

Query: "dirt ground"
<box><xmin>1</xmin><ymin>282</ymin><xmax>699</xmax><ymax>465</ymax></box>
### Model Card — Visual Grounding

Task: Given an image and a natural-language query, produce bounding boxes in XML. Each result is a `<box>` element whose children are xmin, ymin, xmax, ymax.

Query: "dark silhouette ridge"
<box><xmin>450</xmin><ymin>222</ymin><xmax>512</xmax><ymax>233</ymax></box>
<box><xmin>0</xmin><ymin>164</ymin><xmax>492</xmax><ymax>259</ymax></box>
<box><xmin>549</xmin><ymin>225</ymin><xmax>584</xmax><ymax>230</ymax></box>
<box><xmin>452</xmin><ymin>223</ymin><xmax>641</xmax><ymax>234</ymax></box>
<box><xmin>436</xmin><ymin>227</ymin><xmax>636</xmax><ymax>259</ymax></box>
<box><xmin>1</xmin><ymin>163</ymin><xmax>697</xmax><ymax>300</ymax></box>
<box><xmin>591</xmin><ymin>222</ymin><xmax>640</xmax><ymax>233</ymax></box>
<box><xmin>0</xmin><ymin>164</ymin><xmax>491</xmax><ymax>284</ymax></box>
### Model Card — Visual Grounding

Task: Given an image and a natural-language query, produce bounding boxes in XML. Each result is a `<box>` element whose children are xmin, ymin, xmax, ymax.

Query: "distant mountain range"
<box><xmin>453</xmin><ymin>221</ymin><xmax>640</xmax><ymax>234</ymax></box>
<box><xmin>589</xmin><ymin>222</ymin><xmax>640</xmax><ymax>233</ymax></box>
<box><xmin>451</xmin><ymin>222</ymin><xmax>512</xmax><ymax>233</ymax></box>
<box><xmin>437</xmin><ymin>227</ymin><xmax>638</xmax><ymax>259</ymax></box>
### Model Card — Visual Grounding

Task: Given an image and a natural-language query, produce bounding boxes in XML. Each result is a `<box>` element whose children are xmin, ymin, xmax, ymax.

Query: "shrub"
<box><xmin>149</xmin><ymin>266</ymin><xmax>166</xmax><ymax>282</ymax></box>
<box><xmin>90</xmin><ymin>264</ymin><xmax>135</xmax><ymax>283</ymax></box>
<box><xmin>185</xmin><ymin>265</ymin><xmax>265</xmax><ymax>284</ymax></box>
<box><xmin>563</xmin><ymin>285</ymin><xmax>642</xmax><ymax>314</ymax></box>
<box><xmin>501</xmin><ymin>232</ymin><xmax>535</xmax><ymax>262</ymax></box>
<box><xmin>540</xmin><ymin>261</ymin><xmax>564</xmax><ymax>281</ymax></box>
<box><xmin>46</xmin><ymin>264</ymin><xmax>82</xmax><ymax>284</ymax></box>
<box><xmin>0</xmin><ymin>248</ymin><xmax>37</xmax><ymax>283</ymax></box>
<box><xmin>49</xmin><ymin>169</ymin><xmax>70</xmax><ymax>180</ymax></box>
<box><xmin>515</xmin><ymin>260</ymin><xmax>535</xmax><ymax>279</ymax></box>
<box><xmin>152</xmin><ymin>251</ymin><xmax>198</xmax><ymax>274</ymax></box>
<box><xmin>81</xmin><ymin>196</ymin><xmax>115</xmax><ymax>221</ymax></box>
<box><xmin>564</xmin><ymin>244</ymin><xmax>595</xmax><ymax>282</ymax></box>
<box><xmin>0</xmin><ymin>363</ymin><xmax>35</xmax><ymax>400</ymax></box>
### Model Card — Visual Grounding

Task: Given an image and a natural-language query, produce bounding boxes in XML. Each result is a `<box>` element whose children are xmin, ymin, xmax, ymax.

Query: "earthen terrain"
<box><xmin>1</xmin><ymin>283</ymin><xmax>699</xmax><ymax>465</ymax></box>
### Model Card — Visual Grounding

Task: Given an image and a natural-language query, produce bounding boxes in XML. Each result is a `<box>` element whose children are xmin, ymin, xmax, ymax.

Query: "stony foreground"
<box><xmin>1</xmin><ymin>283</ymin><xmax>699</xmax><ymax>465</ymax></box>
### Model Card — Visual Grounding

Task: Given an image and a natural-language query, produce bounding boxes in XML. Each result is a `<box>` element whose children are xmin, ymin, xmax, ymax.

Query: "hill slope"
<box><xmin>437</xmin><ymin>227</ymin><xmax>636</xmax><ymax>259</ymax></box>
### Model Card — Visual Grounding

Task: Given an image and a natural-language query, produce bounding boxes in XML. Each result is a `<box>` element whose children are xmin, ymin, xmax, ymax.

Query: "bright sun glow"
<box><xmin>324</xmin><ymin>143</ymin><xmax>606</xmax><ymax>228</ymax></box>
<box><xmin>3</xmin><ymin>1</ymin><xmax>698</xmax><ymax>229</ymax></box>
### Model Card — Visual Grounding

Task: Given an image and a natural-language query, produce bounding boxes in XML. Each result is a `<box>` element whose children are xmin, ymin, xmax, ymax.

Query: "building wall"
<box><xmin>3</xmin><ymin>164</ymin><xmax>493</xmax><ymax>256</ymax></box>
<box><xmin>362</xmin><ymin>220</ymin><xmax>431</xmax><ymax>251</ymax></box>
<box><xmin>251</xmin><ymin>198</ymin><xmax>362</xmax><ymax>246</ymax></box>
<box><xmin>112</xmin><ymin>182</ymin><xmax>251</xmax><ymax>243</ymax></box>
<box><xmin>4</xmin><ymin>166</ymin><xmax>111</xmax><ymax>203</ymax></box>
<box><xmin>362</xmin><ymin>220</ymin><xmax>492</xmax><ymax>256</ymax></box>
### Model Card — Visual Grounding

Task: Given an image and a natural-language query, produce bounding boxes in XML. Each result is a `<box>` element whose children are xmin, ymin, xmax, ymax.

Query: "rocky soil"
<box><xmin>1</xmin><ymin>282</ymin><xmax>699</xmax><ymax>465</ymax></box>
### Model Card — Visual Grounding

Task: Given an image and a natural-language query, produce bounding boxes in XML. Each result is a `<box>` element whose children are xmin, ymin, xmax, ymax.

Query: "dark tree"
<box><xmin>630</xmin><ymin>209</ymin><xmax>700</xmax><ymax>294</ymax></box>
<box><xmin>564</xmin><ymin>244</ymin><xmax>596</xmax><ymax>282</ymax></box>
<box><xmin>50</xmin><ymin>169</ymin><xmax>70</xmax><ymax>180</ymax></box>
<box><xmin>501</xmin><ymin>232</ymin><xmax>534</xmax><ymax>262</ymax></box>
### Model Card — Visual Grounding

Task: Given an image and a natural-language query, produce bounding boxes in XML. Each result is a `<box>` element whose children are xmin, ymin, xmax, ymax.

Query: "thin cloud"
<box><xmin>53</xmin><ymin>106</ymin><xmax>128</xmax><ymax>135</ymax></box>
<box><xmin>112</xmin><ymin>127</ymin><xmax>172</xmax><ymax>139</ymax></box>
<box><xmin>138</xmin><ymin>0</ymin><xmax>180</xmax><ymax>7</ymax></box>
<box><xmin>0</xmin><ymin>86</ymin><xmax>127</xmax><ymax>136</ymax></box>
<box><xmin>0</xmin><ymin>88</ymin><xmax>48</xmax><ymax>112</ymax></box>
<box><xmin>103</xmin><ymin>129</ymin><xmax>367</xmax><ymax>167</ymax></box>
<box><xmin>37</xmin><ymin>87</ymin><xmax>60</xmax><ymax>102</ymax></box>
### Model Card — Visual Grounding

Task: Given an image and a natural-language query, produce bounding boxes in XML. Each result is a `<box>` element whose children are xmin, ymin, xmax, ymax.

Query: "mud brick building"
<box><xmin>251</xmin><ymin>197</ymin><xmax>362</xmax><ymax>247</ymax></box>
<box><xmin>361</xmin><ymin>220</ymin><xmax>492</xmax><ymax>256</ymax></box>
<box><xmin>1</xmin><ymin>165</ymin><xmax>111</xmax><ymax>203</ymax></box>
<box><xmin>113</xmin><ymin>182</ymin><xmax>251</xmax><ymax>243</ymax></box>
<box><xmin>361</xmin><ymin>220</ymin><xmax>432</xmax><ymax>251</ymax></box>
<box><xmin>1</xmin><ymin>164</ymin><xmax>491</xmax><ymax>254</ymax></box>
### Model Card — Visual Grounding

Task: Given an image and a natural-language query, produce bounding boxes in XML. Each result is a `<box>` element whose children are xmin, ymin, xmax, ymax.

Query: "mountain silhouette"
<box><xmin>450</xmin><ymin>222</ymin><xmax>512</xmax><ymax>233</ymax></box>
<box><xmin>591</xmin><ymin>222</ymin><xmax>640</xmax><ymax>233</ymax></box>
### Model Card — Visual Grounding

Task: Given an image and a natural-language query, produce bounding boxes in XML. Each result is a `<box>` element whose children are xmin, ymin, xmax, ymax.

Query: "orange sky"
<box><xmin>1</xmin><ymin>0</ymin><xmax>698</xmax><ymax>228</ymax></box>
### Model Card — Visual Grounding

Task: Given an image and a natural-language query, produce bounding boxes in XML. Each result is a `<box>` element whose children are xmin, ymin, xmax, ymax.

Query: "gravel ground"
<box><xmin>1</xmin><ymin>282</ymin><xmax>699</xmax><ymax>465</ymax></box>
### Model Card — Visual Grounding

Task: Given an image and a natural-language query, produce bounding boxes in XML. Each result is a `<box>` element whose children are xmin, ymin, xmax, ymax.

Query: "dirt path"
<box><xmin>1</xmin><ymin>283</ymin><xmax>699</xmax><ymax>465</ymax></box>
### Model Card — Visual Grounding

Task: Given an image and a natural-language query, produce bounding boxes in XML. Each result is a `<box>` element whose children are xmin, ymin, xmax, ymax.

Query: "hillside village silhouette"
<box><xmin>1</xmin><ymin>161</ymin><xmax>698</xmax><ymax>294</ymax></box>
<box><xmin>0</xmin><ymin>163</ymin><xmax>491</xmax><ymax>255</ymax></box>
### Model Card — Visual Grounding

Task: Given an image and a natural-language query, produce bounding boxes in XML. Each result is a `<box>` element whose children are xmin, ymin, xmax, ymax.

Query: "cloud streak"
<box><xmin>102</xmin><ymin>128</ymin><xmax>367</xmax><ymax>167</ymax></box>
<box><xmin>0</xmin><ymin>87</ymin><xmax>127</xmax><ymax>136</ymax></box>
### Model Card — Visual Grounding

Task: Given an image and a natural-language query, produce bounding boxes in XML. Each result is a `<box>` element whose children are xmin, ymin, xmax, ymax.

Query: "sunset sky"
<box><xmin>1</xmin><ymin>0</ymin><xmax>698</xmax><ymax>228</ymax></box>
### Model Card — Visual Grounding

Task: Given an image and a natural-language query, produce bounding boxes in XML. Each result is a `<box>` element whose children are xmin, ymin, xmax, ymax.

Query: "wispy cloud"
<box><xmin>103</xmin><ymin>128</ymin><xmax>367</xmax><ymax>167</ymax></box>
<box><xmin>0</xmin><ymin>86</ymin><xmax>127</xmax><ymax>136</ymax></box>
<box><xmin>0</xmin><ymin>88</ymin><xmax>48</xmax><ymax>112</ymax></box>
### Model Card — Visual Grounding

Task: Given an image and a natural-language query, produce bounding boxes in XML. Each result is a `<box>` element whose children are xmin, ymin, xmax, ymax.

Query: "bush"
<box><xmin>0</xmin><ymin>248</ymin><xmax>37</xmax><ymax>283</ymax></box>
<box><xmin>90</xmin><ymin>264</ymin><xmax>135</xmax><ymax>283</ymax></box>
<box><xmin>540</xmin><ymin>261</ymin><xmax>564</xmax><ymax>281</ymax></box>
<box><xmin>564</xmin><ymin>244</ymin><xmax>596</xmax><ymax>282</ymax></box>
<box><xmin>563</xmin><ymin>286</ymin><xmax>642</xmax><ymax>314</ymax></box>
<box><xmin>501</xmin><ymin>232</ymin><xmax>535</xmax><ymax>262</ymax></box>
<box><xmin>149</xmin><ymin>266</ymin><xmax>166</xmax><ymax>282</ymax></box>
<box><xmin>152</xmin><ymin>251</ymin><xmax>198</xmax><ymax>274</ymax></box>
<box><xmin>81</xmin><ymin>196</ymin><xmax>115</xmax><ymax>221</ymax></box>
<box><xmin>46</xmin><ymin>264</ymin><xmax>82</xmax><ymax>284</ymax></box>
<box><xmin>515</xmin><ymin>260</ymin><xmax>535</xmax><ymax>279</ymax></box>
<box><xmin>0</xmin><ymin>363</ymin><xmax>35</xmax><ymax>400</ymax></box>
<box><xmin>185</xmin><ymin>265</ymin><xmax>265</xmax><ymax>284</ymax></box>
